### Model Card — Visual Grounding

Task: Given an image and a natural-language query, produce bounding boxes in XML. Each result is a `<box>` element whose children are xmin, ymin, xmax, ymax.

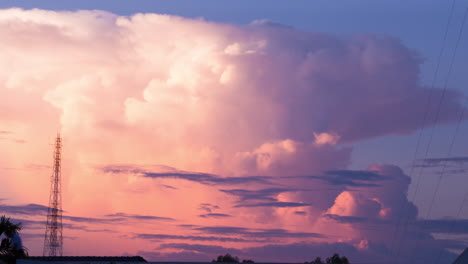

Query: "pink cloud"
<box><xmin>0</xmin><ymin>8</ymin><xmax>466</xmax><ymax>263</ymax></box>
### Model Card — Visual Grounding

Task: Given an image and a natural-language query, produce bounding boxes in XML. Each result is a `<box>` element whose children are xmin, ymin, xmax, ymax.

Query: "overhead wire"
<box><xmin>388</xmin><ymin>0</ymin><xmax>458</xmax><ymax>257</ymax></box>
<box><xmin>398</xmin><ymin>5</ymin><xmax>468</xmax><ymax>263</ymax></box>
<box><xmin>434</xmin><ymin>190</ymin><xmax>468</xmax><ymax>264</ymax></box>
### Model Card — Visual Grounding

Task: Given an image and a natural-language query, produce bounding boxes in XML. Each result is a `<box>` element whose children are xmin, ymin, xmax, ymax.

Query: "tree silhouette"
<box><xmin>312</xmin><ymin>257</ymin><xmax>323</xmax><ymax>264</ymax></box>
<box><xmin>0</xmin><ymin>216</ymin><xmax>27</xmax><ymax>262</ymax></box>
<box><xmin>325</xmin><ymin>253</ymin><xmax>349</xmax><ymax>264</ymax></box>
<box><xmin>212</xmin><ymin>254</ymin><xmax>240</xmax><ymax>263</ymax></box>
<box><xmin>341</xmin><ymin>256</ymin><xmax>349</xmax><ymax>264</ymax></box>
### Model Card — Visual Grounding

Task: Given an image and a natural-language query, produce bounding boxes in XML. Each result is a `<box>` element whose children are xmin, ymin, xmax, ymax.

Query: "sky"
<box><xmin>0</xmin><ymin>1</ymin><xmax>468</xmax><ymax>263</ymax></box>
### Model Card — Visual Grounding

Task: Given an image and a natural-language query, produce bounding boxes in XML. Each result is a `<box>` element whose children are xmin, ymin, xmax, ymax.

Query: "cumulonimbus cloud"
<box><xmin>1</xmin><ymin>8</ymin><xmax>465</xmax><ymax>178</ymax></box>
<box><xmin>0</xmin><ymin>8</ymin><xmax>466</xmax><ymax>263</ymax></box>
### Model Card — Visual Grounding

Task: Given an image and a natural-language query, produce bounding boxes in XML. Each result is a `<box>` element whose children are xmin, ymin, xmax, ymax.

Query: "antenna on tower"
<box><xmin>43</xmin><ymin>133</ymin><xmax>63</xmax><ymax>256</ymax></box>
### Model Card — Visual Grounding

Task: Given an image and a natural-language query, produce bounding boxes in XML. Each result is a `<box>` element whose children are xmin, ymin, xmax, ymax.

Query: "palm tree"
<box><xmin>0</xmin><ymin>216</ymin><xmax>27</xmax><ymax>259</ymax></box>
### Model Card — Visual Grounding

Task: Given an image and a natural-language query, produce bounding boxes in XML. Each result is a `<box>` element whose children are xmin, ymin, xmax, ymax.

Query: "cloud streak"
<box><xmin>198</xmin><ymin>213</ymin><xmax>232</xmax><ymax>219</ymax></box>
<box><xmin>134</xmin><ymin>233</ymin><xmax>253</xmax><ymax>243</ymax></box>
<box><xmin>105</xmin><ymin>212</ymin><xmax>175</xmax><ymax>222</ymax></box>
<box><xmin>194</xmin><ymin>226</ymin><xmax>325</xmax><ymax>239</ymax></box>
<box><xmin>421</xmin><ymin>157</ymin><xmax>468</xmax><ymax>165</ymax></box>
<box><xmin>234</xmin><ymin>202</ymin><xmax>312</xmax><ymax>208</ymax></box>
<box><xmin>102</xmin><ymin>165</ymin><xmax>272</xmax><ymax>185</ymax></box>
<box><xmin>0</xmin><ymin>203</ymin><xmax>51</xmax><ymax>216</ymax></box>
<box><xmin>219</xmin><ymin>188</ymin><xmax>300</xmax><ymax>202</ymax></box>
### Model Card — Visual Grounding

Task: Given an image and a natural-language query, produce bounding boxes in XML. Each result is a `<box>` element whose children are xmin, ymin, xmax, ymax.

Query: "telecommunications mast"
<box><xmin>43</xmin><ymin>134</ymin><xmax>63</xmax><ymax>256</ymax></box>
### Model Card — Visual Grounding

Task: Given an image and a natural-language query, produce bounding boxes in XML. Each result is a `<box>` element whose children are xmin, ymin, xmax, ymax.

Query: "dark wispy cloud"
<box><xmin>325</xmin><ymin>170</ymin><xmax>385</xmax><ymax>181</ymax></box>
<box><xmin>324</xmin><ymin>214</ymin><xmax>468</xmax><ymax>235</ymax></box>
<box><xmin>198</xmin><ymin>213</ymin><xmax>232</xmax><ymax>219</ymax></box>
<box><xmin>0</xmin><ymin>203</ymin><xmax>129</xmax><ymax>226</ymax></box>
<box><xmin>0</xmin><ymin>203</ymin><xmax>172</xmax><ymax>228</ymax></box>
<box><xmin>195</xmin><ymin>226</ymin><xmax>247</xmax><ymax>234</ymax></box>
<box><xmin>9</xmin><ymin>217</ymin><xmax>117</xmax><ymax>234</ymax></box>
<box><xmin>137</xmin><ymin>250</ymin><xmax>210</xmax><ymax>262</ymax></box>
<box><xmin>135</xmin><ymin>225</ymin><xmax>325</xmax><ymax>246</ymax></box>
<box><xmin>198</xmin><ymin>203</ymin><xmax>219</xmax><ymax>213</ymax></box>
<box><xmin>294</xmin><ymin>211</ymin><xmax>307</xmax><ymax>216</ymax></box>
<box><xmin>322</xmin><ymin>214</ymin><xmax>373</xmax><ymax>224</ymax></box>
<box><xmin>160</xmin><ymin>184</ymin><xmax>177</xmax><ymax>190</ymax></box>
<box><xmin>0</xmin><ymin>203</ymin><xmax>118</xmax><ymax>227</ymax></box>
<box><xmin>194</xmin><ymin>226</ymin><xmax>325</xmax><ymax>239</ymax></box>
<box><xmin>102</xmin><ymin>165</ymin><xmax>272</xmax><ymax>185</ymax></box>
<box><xmin>235</xmin><ymin>202</ymin><xmax>312</xmax><ymax>208</ymax></box>
<box><xmin>158</xmin><ymin>243</ymin><xmax>243</xmax><ymax>255</ymax></box>
<box><xmin>290</xmin><ymin>169</ymin><xmax>386</xmax><ymax>187</ymax></box>
<box><xmin>62</xmin><ymin>215</ymin><xmax>124</xmax><ymax>224</ymax></box>
<box><xmin>143</xmin><ymin>172</ymin><xmax>271</xmax><ymax>185</ymax></box>
<box><xmin>0</xmin><ymin>203</ymin><xmax>51</xmax><ymax>216</ymax></box>
<box><xmin>250</xmin><ymin>19</ymin><xmax>294</xmax><ymax>29</ymax></box>
<box><xmin>414</xmin><ymin>157</ymin><xmax>468</xmax><ymax>173</ymax></box>
<box><xmin>21</xmin><ymin>233</ymin><xmax>78</xmax><ymax>240</ymax></box>
<box><xmin>197</xmin><ymin>203</ymin><xmax>230</xmax><ymax>218</ymax></box>
<box><xmin>421</xmin><ymin>157</ymin><xmax>468</xmax><ymax>165</ymax></box>
<box><xmin>220</xmin><ymin>188</ymin><xmax>298</xmax><ymax>202</ymax></box>
<box><xmin>62</xmin><ymin>222</ymin><xmax>120</xmax><ymax>233</ymax></box>
<box><xmin>434</xmin><ymin>168</ymin><xmax>467</xmax><ymax>175</ymax></box>
<box><xmin>63</xmin><ymin>212</ymin><xmax>175</xmax><ymax>225</ymax></box>
<box><xmin>134</xmin><ymin>233</ymin><xmax>253</xmax><ymax>242</ymax></box>
<box><xmin>220</xmin><ymin>188</ymin><xmax>313</xmax><ymax>208</ymax></box>
<box><xmin>105</xmin><ymin>212</ymin><xmax>175</xmax><ymax>222</ymax></box>
<box><xmin>70</xmin><ymin>226</ymin><xmax>119</xmax><ymax>233</ymax></box>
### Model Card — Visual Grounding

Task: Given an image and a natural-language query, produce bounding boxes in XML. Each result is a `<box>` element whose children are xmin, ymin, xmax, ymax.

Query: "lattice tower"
<box><xmin>43</xmin><ymin>134</ymin><xmax>63</xmax><ymax>256</ymax></box>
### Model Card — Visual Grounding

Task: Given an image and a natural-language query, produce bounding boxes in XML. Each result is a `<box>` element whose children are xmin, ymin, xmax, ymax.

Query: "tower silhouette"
<box><xmin>43</xmin><ymin>134</ymin><xmax>63</xmax><ymax>256</ymax></box>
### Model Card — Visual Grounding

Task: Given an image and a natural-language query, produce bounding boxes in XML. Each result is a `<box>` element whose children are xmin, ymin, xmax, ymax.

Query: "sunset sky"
<box><xmin>1</xmin><ymin>1</ymin><xmax>468</xmax><ymax>263</ymax></box>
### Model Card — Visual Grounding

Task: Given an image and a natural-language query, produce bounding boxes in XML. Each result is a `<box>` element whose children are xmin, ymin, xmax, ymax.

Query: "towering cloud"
<box><xmin>0</xmin><ymin>8</ymin><xmax>466</xmax><ymax>263</ymax></box>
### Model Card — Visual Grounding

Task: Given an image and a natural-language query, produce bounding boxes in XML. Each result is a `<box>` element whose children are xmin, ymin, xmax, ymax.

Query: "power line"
<box><xmin>400</xmin><ymin>5</ymin><xmax>468</xmax><ymax>263</ymax></box>
<box><xmin>424</xmin><ymin>80</ymin><xmax>467</xmax><ymax>220</ymax></box>
<box><xmin>434</xmin><ymin>190</ymin><xmax>468</xmax><ymax>264</ymax></box>
<box><xmin>389</xmin><ymin>0</ymin><xmax>458</xmax><ymax>257</ymax></box>
<box><xmin>411</xmin><ymin>90</ymin><xmax>467</xmax><ymax>262</ymax></box>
